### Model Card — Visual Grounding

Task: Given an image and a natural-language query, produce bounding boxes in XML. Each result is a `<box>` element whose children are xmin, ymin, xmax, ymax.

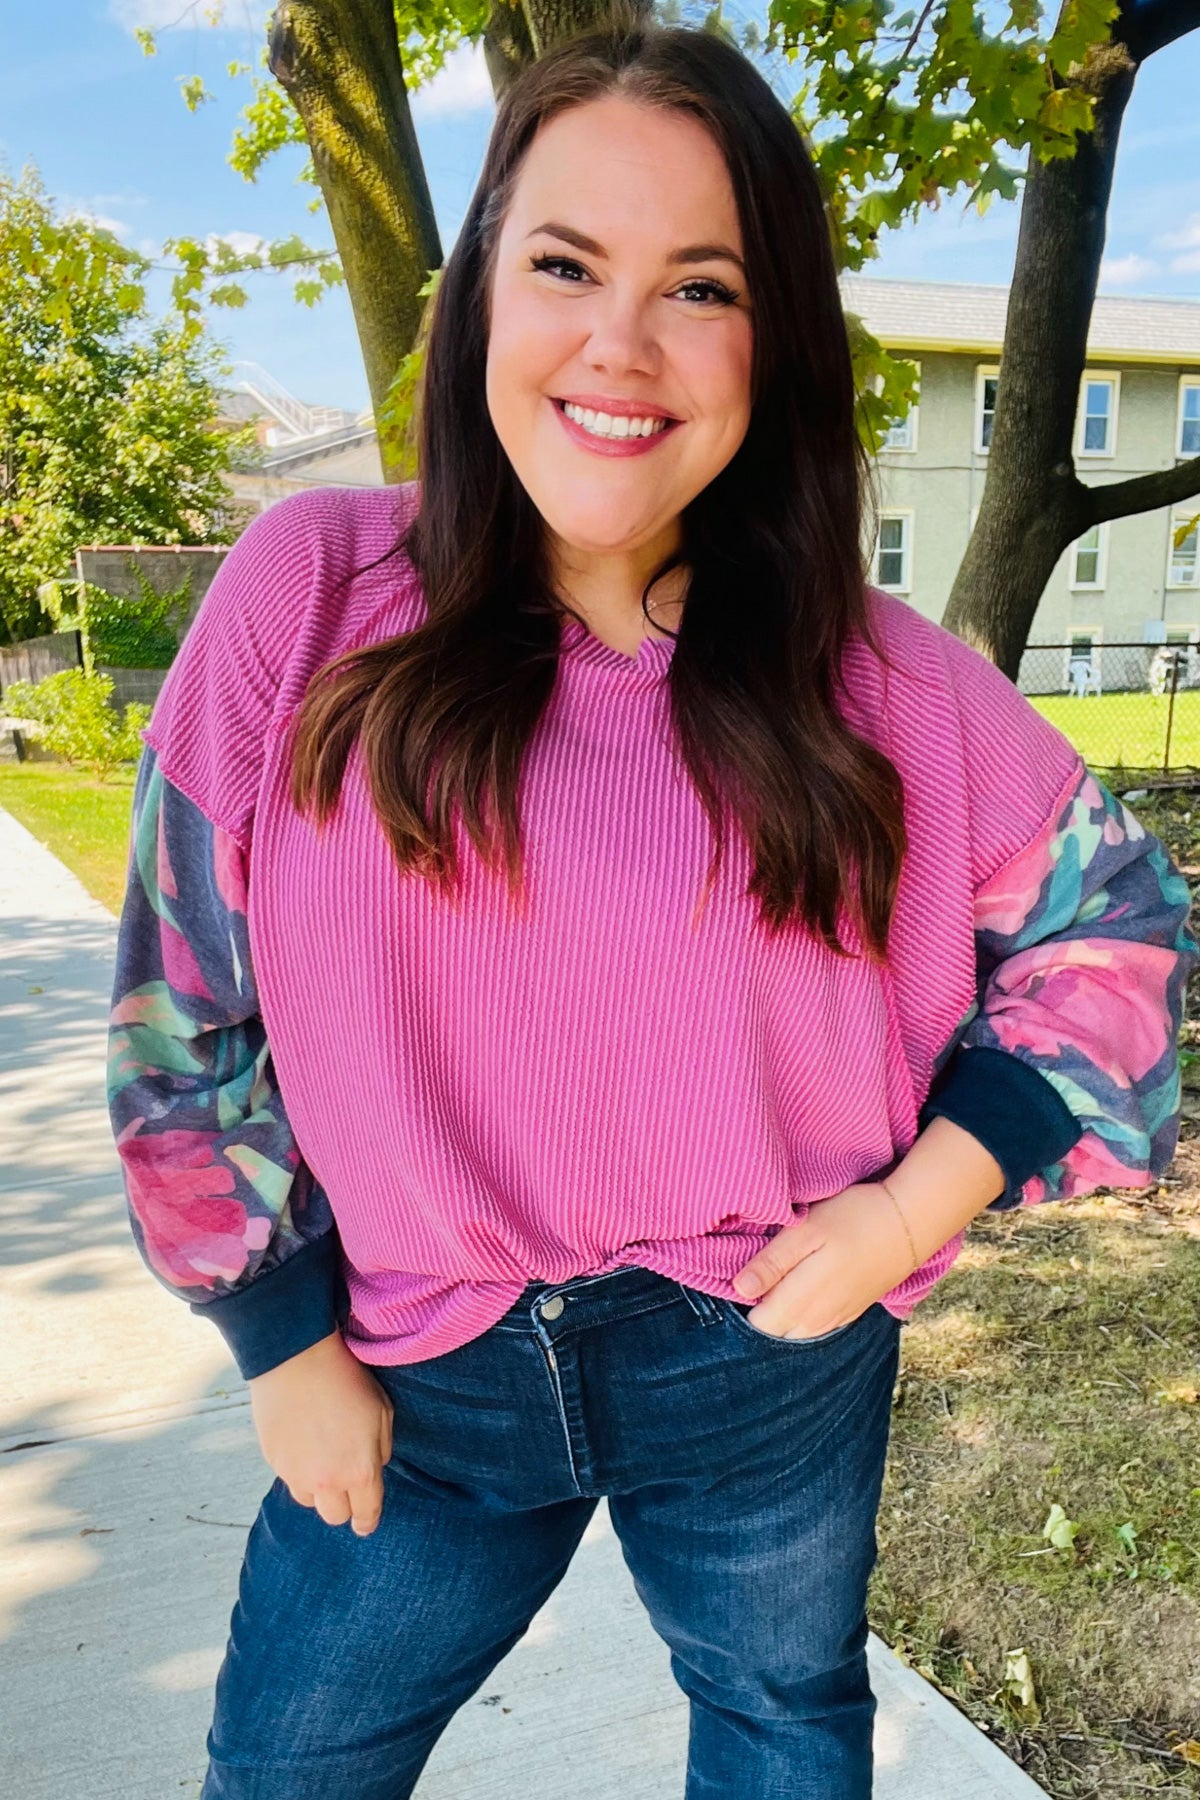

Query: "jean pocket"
<box><xmin>720</xmin><ymin>1297</ymin><xmax>869</xmax><ymax>1348</ymax></box>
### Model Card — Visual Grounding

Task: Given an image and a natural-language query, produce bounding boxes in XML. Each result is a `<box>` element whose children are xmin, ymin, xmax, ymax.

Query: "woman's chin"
<box><xmin>543</xmin><ymin>507</ymin><xmax>667</xmax><ymax>559</ymax></box>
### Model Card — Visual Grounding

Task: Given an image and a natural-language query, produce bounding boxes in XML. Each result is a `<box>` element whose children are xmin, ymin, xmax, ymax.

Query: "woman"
<box><xmin>107</xmin><ymin>20</ymin><xmax>1198</xmax><ymax>1799</ymax></box>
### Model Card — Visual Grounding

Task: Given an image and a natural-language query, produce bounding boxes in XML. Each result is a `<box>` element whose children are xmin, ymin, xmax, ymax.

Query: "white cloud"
<box><xmin>59</xmin><ymin>200</ymin><xmax>133</xmax><ymax>240</ymax></box>
<box><xmin>409</xmin><ymin>42</ymin><xmax>494</xmax><ymax>120</ymax></box>
<box><xmin>1098</xmin><ymin>251</ymin><xmax>1161</xmax><ymax>285</ymax></box>
<box><xmin>1156</xmin><ymin>212</ymin><xmax>1200</xmax><ymax>254</ymax></box>
<box><xmin>205</xmin><ymin>230</ymin><xmax>268</xmax><ymax>259</ymax></box>
<box><xmin>1156</xmin><ymin>213</ymin><xmax>1200</xmax><ymax>252</ymax></box>
<box><xmin>108</xmin><ymin>0</ymin><xmax>270</xmax><ymax>34</ymax></box>
<box><xmin>1170</xmin><ymin>250</ymin><xmax>1200</xmax><ymax>275</ymax></box>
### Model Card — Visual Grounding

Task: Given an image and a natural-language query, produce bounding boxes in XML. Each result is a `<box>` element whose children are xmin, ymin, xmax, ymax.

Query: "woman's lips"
<box><xmin>552</xmin><ymin>397</ymin><xmax>681</xmax><ymax>458</ymax></box>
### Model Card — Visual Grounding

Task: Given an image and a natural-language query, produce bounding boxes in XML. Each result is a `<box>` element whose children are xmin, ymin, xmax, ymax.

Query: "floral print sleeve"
<box><xmin>107</xmin><ymin>742</ymin><xmax>343</xmax><ymax>1379</ymax></box>
<box><xmin>922</xmin><ymin>762</ymin><xmax>1200</xmax><ymax>1210</ymax></box>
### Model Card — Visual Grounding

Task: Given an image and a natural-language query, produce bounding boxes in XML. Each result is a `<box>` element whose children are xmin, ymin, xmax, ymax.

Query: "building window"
<box><xmin>873</xmin><ymin>514</ymin><xmax>911</xmax><ymax>591</ymax></box>
<box><xmin>1077</xmin><ymin>375</ymin><xmax>1119</xmax><ymax>456</ymax></box>
<box><xmin>1180</xmin><ymin>381</ymin><xmax>1200</xmax><ymax>457</ymax></box>
<box><xmin>1070</xmin><ymin>522</ymin><xmax>1106</xmax><ymax>588</ymax></box>
<box><xmin>879</xmin><ymin>360</ymin><xmax>919</xmax><ymax>451</ymax></box>
<box><xmin>976</xmin><ymin>367</ymin><xmax>999</xmax><ymax>453</ymax></box>
<box><xmin>1169</xmin><ymin>510</ymin><xmax>1199</xmax><ymax>588</ymax></box>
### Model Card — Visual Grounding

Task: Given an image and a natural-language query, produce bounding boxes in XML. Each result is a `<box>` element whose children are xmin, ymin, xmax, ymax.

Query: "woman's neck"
<box><xmin>548</xmin><ymin>528</ymin><xmax>688</xmax><ymax>656</ymax></box>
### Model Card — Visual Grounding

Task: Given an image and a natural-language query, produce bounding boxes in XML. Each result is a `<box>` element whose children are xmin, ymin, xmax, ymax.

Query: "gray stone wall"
<box><xmin>74</xmin><ymin>544</ymin><xmax>228</xmax><ymax>638</ymax></box>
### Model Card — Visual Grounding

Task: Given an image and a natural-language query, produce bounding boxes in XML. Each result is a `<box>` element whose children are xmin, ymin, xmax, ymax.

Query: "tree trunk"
<box><xmin>940</xmin><ymin>0</ymin><xmax>1200</xmax><ymax>676</ymax></box>
<box><xmin>268</xmin><ymin>0</ymin><xmax>443</xmax><ymax>482</ymax></box>
<box><xmin>485</xmin><ymin>0</ymin><xmax>654</xmax><ymax>100</ymax></box>
<box><xmin>483</xmin><ymin>0</ymin><xmax>539</xmax><ymax>102</ymax></box>
<box><xmin>940</xmin><ymin>38</ymin><xmax>1141</xmax><ymax>679</ymax></box>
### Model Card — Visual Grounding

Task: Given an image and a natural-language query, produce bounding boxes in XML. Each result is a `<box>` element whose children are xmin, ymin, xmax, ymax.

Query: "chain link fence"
<box><xmin>1018</xmin><ymin>641</ymin><xmax>1200</xmax><ymax>782</ymax></box>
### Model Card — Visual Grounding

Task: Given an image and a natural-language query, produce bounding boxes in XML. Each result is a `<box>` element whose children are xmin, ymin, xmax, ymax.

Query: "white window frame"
<box><xmin>1178</xmin><ymin>378</ymin><xmax>1200</xmax><ymax>459</ymax></box>
<box><xmin>1064</xmin><ymin>627</ymin><xmax>1102</xmax><ymax>692</ymax></box>
<box><xmin>975</xmin><ymin>366</ymin><xmax>1000</xmax><ymax>455</ymax></box>
<box><xmin>1070</xmin><ymin>519</ymin><xmax>1108</xmax><ymax>590</ymax></box>
<box><xmin>1167</xmin><ymin>509</ymin><xmax>1200</xmax><ymax>590</ymax></box>
<box><xmin>877</xmin><ymin>360</ymin><xmax>920</xmax><ymax>452</ymax></box>
<box><xmin>872</xmin><ymin>511</ymin><xmax>913</xmax><ymax>594</ymax></box>
<box><xmin>1075</xmin><ymin>371</ymin><xmax>1120</xmax><ymax>459</ymax></box>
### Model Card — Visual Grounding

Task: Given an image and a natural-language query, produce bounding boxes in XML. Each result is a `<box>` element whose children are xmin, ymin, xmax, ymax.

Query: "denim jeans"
<box><xmin>201</xmin><ymin>1265</ymin><xmax>902</xmax><ymax>1799</ymax></box>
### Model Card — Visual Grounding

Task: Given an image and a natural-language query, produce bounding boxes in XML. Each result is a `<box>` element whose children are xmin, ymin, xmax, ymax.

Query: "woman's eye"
<box><xmin>528</xmin><ymin>255</ymin><xmax>738</xmax><ymax>307</ymax></box>
<box><xmin>674</xmin><ymin>277</ymin><xmax>740</xmax><ymax>307</ymax></box>
<box><xmin>529</xmin><ymin>254</ymin><xmax>591</xmax><ymax>283</ymax></box>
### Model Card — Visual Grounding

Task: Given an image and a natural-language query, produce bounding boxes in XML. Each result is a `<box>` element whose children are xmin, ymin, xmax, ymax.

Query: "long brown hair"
<box><xmin>287</xmin><ymin>19</ymin><xmax>905</xmax><ymax>959</ymax></box>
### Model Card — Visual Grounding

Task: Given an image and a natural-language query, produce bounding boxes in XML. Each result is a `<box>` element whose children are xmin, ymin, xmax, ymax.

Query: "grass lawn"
<box><xmin>4</xmin><ymin>763</ymin><xmax>1200</xmax><ymax>1793</ymax></box>
<box><xmin>867</xmin><ymin>782</ymin><xmax>1200</xmax><ymax>1796</ymax></box>
<box><xmin>1030</xmin><ymin>689</ymin><xmax>1200</xmax><ymax>774</ymax></box>
<box><xmin>0</xmin><ymin>760</ymin><xmax>135</xmax><ymax>915</ymax></box>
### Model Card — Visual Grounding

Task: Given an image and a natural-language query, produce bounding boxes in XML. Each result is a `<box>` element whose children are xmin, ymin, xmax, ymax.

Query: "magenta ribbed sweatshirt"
<box><xmin>142</xmin><ymin>483</ymin><xmax>1086</xmax><ymax>1364</ymax></box>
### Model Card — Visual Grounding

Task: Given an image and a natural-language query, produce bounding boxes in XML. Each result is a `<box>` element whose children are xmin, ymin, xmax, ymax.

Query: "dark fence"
<box><xmin>0</xmin><ymin>631</ymin><xmax>83</xmax><ymax>691</ymax></box>
<box><xmin>1017</xmin><ymin>641</ymin><xmax>1200</xmax><ymax>778</ymax></box>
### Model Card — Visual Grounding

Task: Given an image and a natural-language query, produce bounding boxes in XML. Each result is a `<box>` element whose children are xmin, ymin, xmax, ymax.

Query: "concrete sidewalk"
<box><xmin>0</xmin><ymin>796</ymin><xmax>1047</xmax><ymax>1798</ymax></box>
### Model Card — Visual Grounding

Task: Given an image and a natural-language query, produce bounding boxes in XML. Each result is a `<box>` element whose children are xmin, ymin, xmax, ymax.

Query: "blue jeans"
<box><xmin>202</xmin><ymin>1265</ymin><xmax>902</xmax><ymax>1799</ymax></box>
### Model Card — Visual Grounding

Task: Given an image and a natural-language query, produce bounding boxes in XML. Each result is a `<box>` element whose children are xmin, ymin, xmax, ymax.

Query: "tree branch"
<box><xmin>1083</xmin><ymin>456</ymin><xmax>1200</xmax><ymax>527</ymax></box>
<box><xmin>1117</xmin><ymin>0</ymin><xmax>1200</xmax><ymax>63</ymax></box>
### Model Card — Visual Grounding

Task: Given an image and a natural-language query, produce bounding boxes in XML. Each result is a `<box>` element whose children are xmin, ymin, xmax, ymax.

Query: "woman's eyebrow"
<box><xmin>525</xmin><ymin>220</ymin><xmax>745</xmax><ymax>276</ymax></box>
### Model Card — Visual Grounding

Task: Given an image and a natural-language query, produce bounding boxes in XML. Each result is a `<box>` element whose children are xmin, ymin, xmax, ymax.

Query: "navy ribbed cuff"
<box><xmin>918</xmin><ymin>1045</ymin><xmax>1083</xmax><ymax>1211</ymax></box>
<box><xmin>191</xmin><ymin>1231</ymin><xmax>343</xmax><ymax>1380</ymax></box>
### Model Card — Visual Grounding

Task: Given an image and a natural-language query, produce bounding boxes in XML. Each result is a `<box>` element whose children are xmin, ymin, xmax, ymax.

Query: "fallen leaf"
<box><xmin>1157</xmin><ymin>1382</ymin><xmax>1199</xmax><ymax>1405</ymax></box>
<box><xmin>1116</xmin><ymin>1521</ymin><xmax>1138</xmax><ymax>1556</ymax></box>
<box><xmin>1042</xmin><ymin>1503</ymin><xmax>1080</xmax><ymax>1551</ymax></box>
<box><xmin>1173</xmin><ymin>1740</ymin><xmax>1200</xmax><ymax>1765</ymax></box>
<box><xmin>1003</xmin><ymin>1647</ymin><xmax>1040</xmax><ymax>1723</ymax></box>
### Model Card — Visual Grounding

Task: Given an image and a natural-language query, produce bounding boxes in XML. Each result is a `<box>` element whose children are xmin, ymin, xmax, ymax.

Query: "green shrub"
<box><xmin>87</xmin><ymin>565</ymin><xmax>193</xmax><ymax>669</ymax></box>
<box><xmin>37</xmin><ymin>564</ymin><xmax>192</xmax><ymax>671</ymax></box>
<box><xmin>3</xmin><ymin>668</ymin><xmax>149</xmax><ymax>781</ymax></box>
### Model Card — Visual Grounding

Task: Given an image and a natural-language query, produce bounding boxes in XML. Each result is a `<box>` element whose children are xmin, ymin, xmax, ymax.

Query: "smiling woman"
<box><xmin>484</xmin><ymin>96</ymin><xmax>753</xmax><ymax>601</ymax></box>
<box><xmin>106</xmin><ymin>15</ymin><xmax>1199</xmax><ymax>1800</ymax></box>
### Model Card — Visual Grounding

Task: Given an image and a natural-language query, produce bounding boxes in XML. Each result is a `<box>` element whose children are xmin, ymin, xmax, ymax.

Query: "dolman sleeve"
<box><xmin>923</xmin><ymin>762</ymin><xmax>1200</xmax><ymax>1208</ymax></box>
<box><xmin>107</xmin><ymin>491</ymin><xmax>350</xmax><ymax>1379</ymax></box>
<box><xmin>108</xmin><ymin>745</ymin><xmax>343</xmax><ymax>1379</ymax></box>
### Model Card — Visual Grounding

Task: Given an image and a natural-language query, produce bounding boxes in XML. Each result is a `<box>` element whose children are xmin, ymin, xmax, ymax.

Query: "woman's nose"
<box><xmin>581</xmin><ymin>293</ymin><xmax>661</xmax><ymax>378</ymax></box>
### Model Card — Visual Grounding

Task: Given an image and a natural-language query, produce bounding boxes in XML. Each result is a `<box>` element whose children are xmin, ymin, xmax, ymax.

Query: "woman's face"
<box><xmin>485</xmin><ymin>95</ymin><xmax>754</xmax><ymax>562</ymax></box>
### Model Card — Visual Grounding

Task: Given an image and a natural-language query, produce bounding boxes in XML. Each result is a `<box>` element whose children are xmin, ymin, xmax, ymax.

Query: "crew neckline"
<box><xmin>558</xmin><ymin>614</ymin><xmax>677</xmax><ymax>676</ymax></box>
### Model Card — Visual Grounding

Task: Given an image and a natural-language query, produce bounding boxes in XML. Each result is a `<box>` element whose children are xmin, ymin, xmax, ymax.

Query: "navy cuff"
<box><xmin>918</xmin><ymin>1045</ymin><xmax>1083</xmax><ymax>1211</ymax></box>
<box><xmin>191</xmin><ymin>1231</ymin><xmax>345</xmax><ymax>1380</ymax></box>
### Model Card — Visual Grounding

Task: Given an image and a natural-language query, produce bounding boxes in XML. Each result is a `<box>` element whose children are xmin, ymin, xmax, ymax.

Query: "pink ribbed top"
<box><xmin>143</xmin><ymin>484</ymin><xmax>1083</xmax><ymax>1364</ymax></box>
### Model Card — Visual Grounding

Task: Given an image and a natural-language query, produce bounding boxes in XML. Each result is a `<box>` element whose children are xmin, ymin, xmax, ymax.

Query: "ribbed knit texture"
<box><xmin>143</xmin><ymin>485</ymin><xmax>1086</xmax><ymax>1365</ymax></box>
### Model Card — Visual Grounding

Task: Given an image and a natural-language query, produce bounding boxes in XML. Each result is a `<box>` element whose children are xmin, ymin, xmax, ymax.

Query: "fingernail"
<box><xmin>733</xmin><ymin>1270</ymin><xmax>762</xmax><ymax>1297</ymax></box>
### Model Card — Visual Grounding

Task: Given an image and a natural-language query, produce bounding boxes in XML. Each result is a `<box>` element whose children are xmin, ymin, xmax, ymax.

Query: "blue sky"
<box><xmin>3</xmin><ymin>1</ymin><xmax>1198</xmax><ymax>415</ymax></box>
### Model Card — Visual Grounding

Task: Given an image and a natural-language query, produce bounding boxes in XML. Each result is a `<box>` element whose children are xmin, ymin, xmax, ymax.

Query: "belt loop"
<box><xmin>678</xmin><ymin>1282</ymin><xmax>723</xmax><ymax>1326</ymax></box>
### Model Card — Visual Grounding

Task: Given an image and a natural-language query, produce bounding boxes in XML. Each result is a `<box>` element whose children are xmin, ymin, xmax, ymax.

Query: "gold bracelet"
<box><xmin>876</xmin><ymin>1177</ymin><xmax>920</xmax><ymax>1276</ymax></box>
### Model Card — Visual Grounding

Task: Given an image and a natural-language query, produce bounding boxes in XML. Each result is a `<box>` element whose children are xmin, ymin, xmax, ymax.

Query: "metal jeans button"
<box><xmin>540</xmin><ymin>1294</ymin><xmax>565</xmax><ymax>1320</ymax></box>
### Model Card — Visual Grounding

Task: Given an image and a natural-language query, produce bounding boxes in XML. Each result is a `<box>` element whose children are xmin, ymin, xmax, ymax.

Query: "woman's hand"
<box><xmin>730</xmin><ymin>1182</ymin><xmax>918</xmax><ymax>1339</ymax></box>
<box><xmin>248</xmin><ymin>1329</ymin><xmax>395</xmax><ymax>1536</ymax></box>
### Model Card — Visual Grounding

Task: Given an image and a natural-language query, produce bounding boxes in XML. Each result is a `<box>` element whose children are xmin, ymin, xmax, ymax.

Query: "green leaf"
<box><xmin>1042</xmin><ymin>1502</ymin><xmax>1080</xmax><ymax>1550</ymax></box>
<box><xmin>1003</xmin><ymin>1647</ymin><xmax>1040</xmax><ymax>1723</ymax></box>
<box><xmin>178</xmin><ymin>75</ymin><xmax>215</xmax><ymax>113</ymax></box>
